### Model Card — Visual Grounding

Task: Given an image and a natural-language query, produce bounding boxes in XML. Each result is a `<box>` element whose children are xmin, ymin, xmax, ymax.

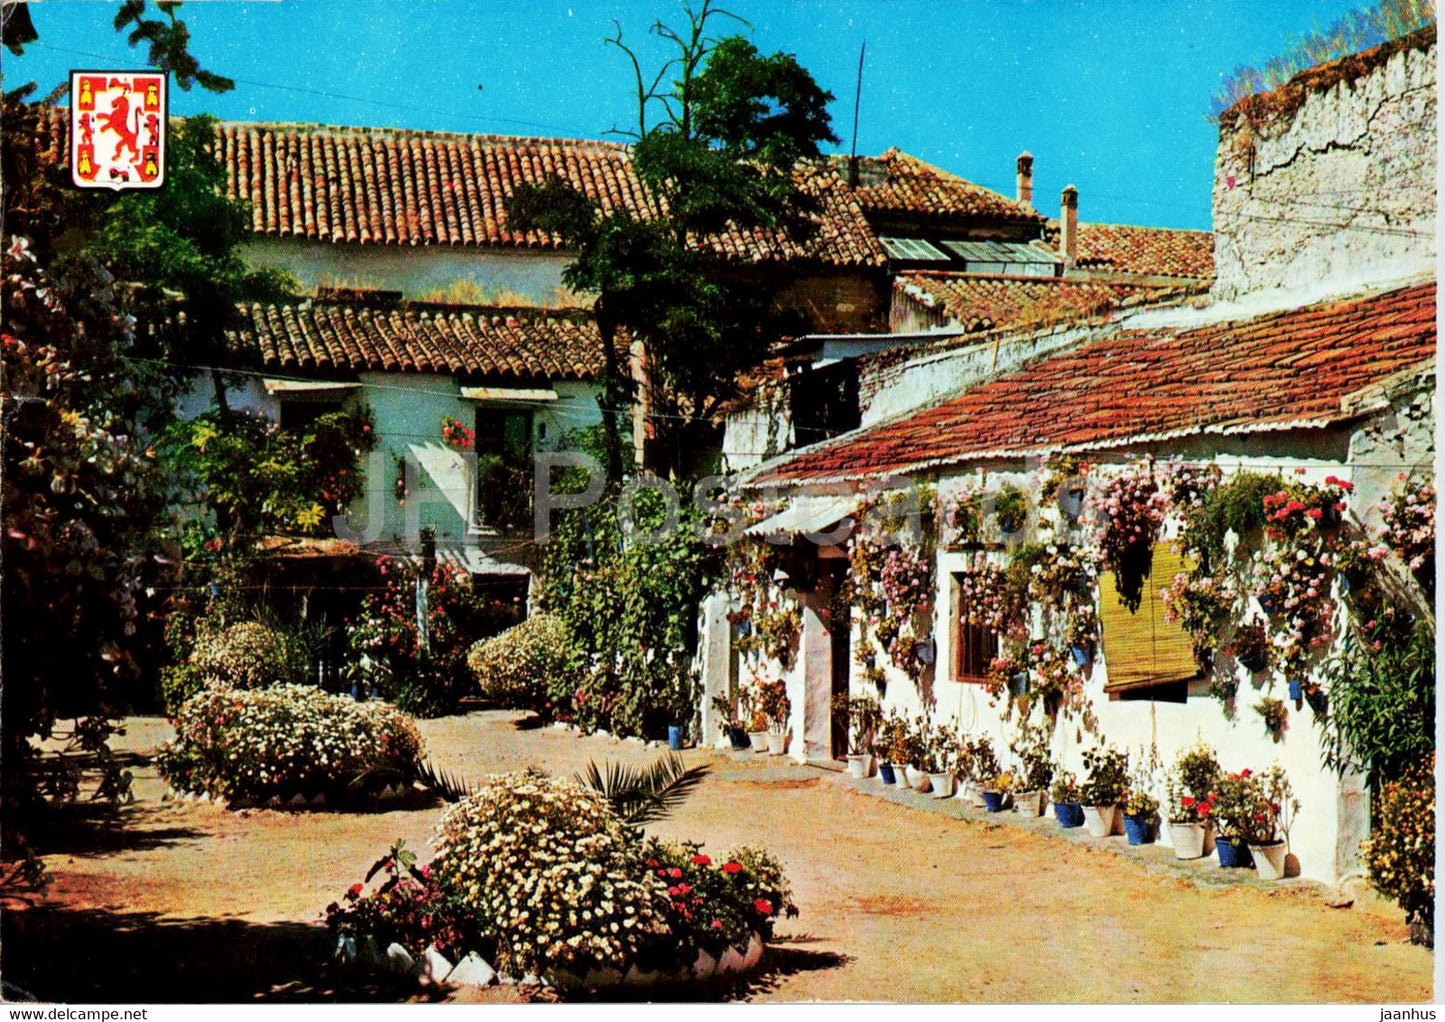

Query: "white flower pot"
<box><xmin>1250</xmin><ymin>841</ymin><xmax>1288</xmax><ymax>880</ymax></box>
<box><xmin>1082</xmin><ymin>804</ymin><xmax>1119</xmax><ymax>838</ymax></box>
<box><xmin>958</xmin><ymin>781</ymin><xmax>987</xmax><ymax>807</ymax></box>
<box><xmin>1168</xmin><ymin>821</ymin><xmax>1207</xmax><ymax>859</ymax></box>
<box><xmin>846</xmin><ymin>753</ymin><xmax>874</xmax><ymax>779</ymax></box>
<box><xmin>766</xmin><ymin>732</ymin><xmax>788</xmax><ymax>755</ymax></box>
<box><xmin>927</xmin><ymin>772</ymin><xmax>956</xmax><ymax>798</ymax></box>
<box><xmin>747</xmin><ymin>731</ymin><xmax>768</xmax><ymax>752</ymax></box>
<box><xmin>1013</xmin><ymin>790</ymin><xmax>1044</xmax><ymax>817</ymax></box>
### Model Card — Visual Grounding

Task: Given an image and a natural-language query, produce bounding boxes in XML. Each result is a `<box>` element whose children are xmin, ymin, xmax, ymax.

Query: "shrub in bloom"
<box><xmin>189</xmin><ymin>621</ymin><xmax>303</xmax><ymax>690</ymax></box>
<box><xmin>466</xmin><ymin>613</ymin><xmax>579</xmax><ymax>716</ymax></box>
<box><xmin>155</xmin><ymin>683</ymin><xmax>424</xmax><ymax>804</ymax></box>
<box><xmin>1364</xmin><ymin>756</ymin><xmax>1434</xmax><ymax>941</ymax></box>
<box><xmin>640</xmin><ymin>839</ymin><xmax>795</xmax><ymax>960</ymax></box>
<box><xmin>1378</xmin><ymin>474</ymin><xmax>1435</xmax><ymax>574</ymax></box>
<box><xmin>429</xmin><ymin>773</ymin><xmax>672</xmax><ymax>977</ymax></box>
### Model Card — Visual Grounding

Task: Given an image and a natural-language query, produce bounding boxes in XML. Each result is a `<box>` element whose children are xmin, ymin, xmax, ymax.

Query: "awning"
<box><xmin>460</xmin><ymin>386</ymin><xmax>559</xmax><ymax>403</ymax></box>
<box><xmin>263</xmin><ymin>378</ymin><xmax>360</xmax><ymax>395</ymax></box>
<box><xmin>744</xmin><ymin>494</ymin><xmax>857</xmax><ymax>541</ymax></box>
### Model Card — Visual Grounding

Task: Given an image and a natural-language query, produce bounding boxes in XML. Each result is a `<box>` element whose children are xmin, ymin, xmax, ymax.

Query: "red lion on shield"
<box><xmin>97</xmin><ymin>94</ymin><xmax>140</xmax><ymax>164</ymax></box>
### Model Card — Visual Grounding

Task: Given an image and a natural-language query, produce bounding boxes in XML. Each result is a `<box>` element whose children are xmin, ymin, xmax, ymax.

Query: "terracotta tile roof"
<box><xmin>894</xmin><ymin>271</ymin><xmax>1201</xmax><ymax>333</ymax></box>
<box><xmin>756</xmin><ymin>281</ymin><xmax>1435</xmax><ymax>483</ymax></box>
<box><xmin>226</xmin><ymin>300</ymin><xmax>610</xmax><ymax>380</ymax></box>
<box><xmin>216</xmin><ymin>121</ymin><xmax>887</xmax><ymax>267</ymax></box>
<box><xmin>835</xmin><ymin>150</ymin><xmax>1044</xmax><ymax>226</ymax></box>
<box><xmin>1043</xmin><ymin>221</ymin><xmax>1215</xmax><ymax>280</ymax></box>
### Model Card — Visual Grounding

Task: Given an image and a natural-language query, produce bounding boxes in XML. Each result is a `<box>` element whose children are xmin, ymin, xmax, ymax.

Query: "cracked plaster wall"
<box><xmin>1212</xmin><ymin>39</ymin><xmax>1436</xmax><ymax>302</ymax></box>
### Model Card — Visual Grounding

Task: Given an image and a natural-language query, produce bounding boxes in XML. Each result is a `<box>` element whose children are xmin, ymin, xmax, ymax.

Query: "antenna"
<box><xmin>848</xmin><ymin>40</ymin><xmax>866</xmax><ymax>188</ymax></box>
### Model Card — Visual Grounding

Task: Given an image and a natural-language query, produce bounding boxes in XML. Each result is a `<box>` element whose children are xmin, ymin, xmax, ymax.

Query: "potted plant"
<box><xmin>833</xmin><ymin>694</ymin><xmax>881</xmax><ymax>778</ymax></box>
<box><xmin>1226</xmin><ymin>621</ymin><xmax>1271</xmax><ymax>674</ymax></box>
<box><xmin>1121</xmin><ymin>788</ymin><xmax>1159</xmax><ymax>845</ymax></box>
<box><xmin>1079</xmin><ymin>745</ymin><xmax>1129</xmax><ymax>837</ymax></box>
<box><xmin>746</xmin><ymin>707</ymin><xmax>769</xmax><ymax>753</ymax></box>
<box><xmin>1240</xmin><ymin>765</ymin><xmax>1298</xmax><ymax>880</ymax></box>
<box><xmin>1213</xmin><ymin>769</ymin><xmax>1261</xmax><ymax>869</ymax></box>
<box><xmin>980</xmin><ymin>770</ymin><xmax>1015</xmax><ymax>812</ymax></box>
<box><xmin>711</xmin><ymin>694</ymin><xmax>750</xmax><ymax>749</ymax></box>
<box><xmin>1255</xmin><ymin>695</ymin><xmax>1288</xmax><ymax>743</ymax></box>
<box><xmin>1065</xmin><ymin>605</ymin><xmax>1099</xmax><ymax>666</ymax></box>
<box><xmin>1009</xmin><ymin>724</ymin><xmax>1054</xmax><ymax>817</ymax></box>
<box><xmin>917</xmin><ymin>723</ymin><xmax>959</xmax><ymax>798</ymax></box>
<box><xmin>993</xmin><ymin>484</ymin><xmax>1028</xmax><ymax>537</ymax></box>
<box><xmin>876</xmin><ymin>713</ymin><xmax>910</xmax><ymax>785</ymax></box>
<box><xmin>956</xmin><ymin>734</ymin><xmax>1000</xmax><ymax>807</ymax></box>
<box><xmin>903</xmin><ymin>717</ymin><xmax>933</xmax><ymax>793</ymax></box>
<box><xmin>758</xmin><ymin>679</ymin><xmax>791</xmax><ymax>755</ymax></box>
<box><xmin>1164</xmin><ymin>742</ymin><xmax>1221</xmax><ymax>859</ymax></box>
<box><xmin>1051</xmin><ymin>771</ymin><xmax>1084</xmax><ymax>828</ymax></box>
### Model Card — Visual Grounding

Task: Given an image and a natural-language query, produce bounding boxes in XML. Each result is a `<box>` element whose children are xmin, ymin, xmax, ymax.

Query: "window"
<box><xmin>940</xmin><ymin>240</ymin><xmax>1062</xmax><ymax>277</ymax></box>
<box><xmin>278</xmin><ymin>398</ymin><xmax>341</xmax><ymax>434</ymax></box>
<box><xmin>879</xmin><ymin>236</ymin><xmax>951</xmax><ymax>261</ymax></box>
<box><xmin>951</xmin><ymin>572</ymin><xmax>999</xmax><ymax>682</ymax></box>
<box><xmin>1097</xmin><ymin>546</ymin><xmax>1200</xmax><ymax>699</ymax></box>
<box><xmin>474</xmin><ymin>406</ymin><xmax>534</xmax><ymax>529</ymax></box>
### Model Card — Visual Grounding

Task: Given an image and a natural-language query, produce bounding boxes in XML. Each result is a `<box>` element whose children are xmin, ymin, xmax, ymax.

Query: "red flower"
<box><xmin>710</xmin><ymin>920</ymin><xmax>723</xmax><ymax>930</ymax></box>
<box><xmin>723</xmin><ymin>861</ymin><xmax>743</xmax><ymax>875</ymax></box>
<box><xmin>667</xmin><ymin>867</ymin><xmax>683</xmax><ymax>879</ymax></box>
<box><xmin>646</xmin><ymin>859</ymin><xmax>659</xmax><ymax>868</ymax></box>
<box><xmin>692</xmin><ymin>854</ymin><xmax>712</xmax><ymax>866</ymax></box>
<box><xmin>1181</xmin><ymin>795</ymin><xmax>1195</xmax><ymax>808</ymax></box>
<box><xmin>346</xmin><ymin>883</ymin><xmax>363</xmax><ymax>900</ymax></box>
<box><xmin>754</xmin><ymin>898</ymin><xmax>774</xmax><ymax>915</ymax></box>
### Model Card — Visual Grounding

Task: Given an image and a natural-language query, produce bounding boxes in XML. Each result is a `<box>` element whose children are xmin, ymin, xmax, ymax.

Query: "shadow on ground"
<box><xmin>1</xmin><ymin>906</ymin><xmax>444</xmax><ymax>1003</ymax></box>
<box><xmin>572</xmin><ymin>934</ymin><xmax>850</xmax><ymax>1003</ymax></box>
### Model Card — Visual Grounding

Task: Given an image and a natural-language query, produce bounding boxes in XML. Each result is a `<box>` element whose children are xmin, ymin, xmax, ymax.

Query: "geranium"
<box><xmin>1378</xmin><ymin>473</ymin><xmax>1435</xmax><ymax>573</ymax></box>
<box><xmin>440</xmin><ymin>415</ymin><xmax>475</xmax><ymax>450</ymax></box>
<box><xmin>1250</xmin><ymin>546</ymin><xmax>1336</xmax><ymax>679</ymax></box>
<box><xmin>956</xmin><ymin>554</ymin><xmax>1023</xmax><ymax>632</ymax></box>
<box><xmin>1262</xmin><ymin>474</ymin><xmax>1351</xmax><ymax>542</ymax></box>
<box><xmin>1088</xmin><ymin>461</ymin><xmax>1166</xmax><ymax>612</ymax></box>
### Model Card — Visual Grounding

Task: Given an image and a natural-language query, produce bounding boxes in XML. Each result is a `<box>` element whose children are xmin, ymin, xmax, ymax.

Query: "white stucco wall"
<box><xmin>1211</xmin><ymin>36</ymin><xmax>1436</xmax><ymax>303</ymax></box>
<box><xmin>244</xmin><ymin>238</ymin><xmax>575</xmax><ymax>304</ymax></box>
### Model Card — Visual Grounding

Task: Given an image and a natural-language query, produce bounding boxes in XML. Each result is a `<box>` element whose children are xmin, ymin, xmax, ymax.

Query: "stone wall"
<box><xmin>1211</xmin><ymin>32</ymin><xmax>1436</xmax><ymax>303</ymax></box>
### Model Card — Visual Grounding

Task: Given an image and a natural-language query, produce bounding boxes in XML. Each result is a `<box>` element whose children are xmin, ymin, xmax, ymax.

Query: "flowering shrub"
<box><xmin>466</xmin><ymin>613</ymin><xmax>579</xmax><ymax>716</ymax></box>
<box><xmin>155</xmin><ymin>684</ymin><xmax>424</xmax><ymax>804</ymax></box>
<box><xmin>440</xmin><ymin>415</ymin><xmax>475</xmax><ymax>450</ymax></box>
<box><xmin>1090</xmin><ymin>462</ymin><xmax>1166</xmax><ymax>612</ymax></box>
<box><xmin>326</xmin><ymin>839</ymin><xmax>483</xmax><ymax>961</ymax></box>
<box><xmin>1378</xmin><ymin>474</ymin><xmax>1435</xmax><ymax>574</ymax></box>
<box><xmin>190</xmin><ymin>621</ymin><xmax>304</xmax><ymax>690</ymax></box>
<box><xmin>640</xmin><ymin>840</ymin><xmax>796</xmax><ymax>959</ymax></box>
<box><xmin>1024</xmin><ymin>641</ymin><xmax>1088</xmax><ymax>721</ymax></box>
<box><xmin>1162</xmin><ymin>459</ymin><xmax>1222</xmax><ymax>509</ymax></box>
<box><xmin>1262</xmin><ymin>475</ymin><xmax>1351</xmax><ymax>542</ymax></box>
<box><xmin>429</xmin><ymin>774</ymin><xmax>671</xmax><ymax>977</ymax></box>
<box><xmin>1018</xmin><ymin>544</ymin><xmax>1096</xmax><ymax>602</ymax></box>
<box><xmin>1250</xmin><ymin>545</ymin><xmax>1336</xmax><ymax>680</ymax></box>
<box><xmin>1365</xmin><ymin>756</ymin><xmax>1434</xmax><ymax>941</ymax></box>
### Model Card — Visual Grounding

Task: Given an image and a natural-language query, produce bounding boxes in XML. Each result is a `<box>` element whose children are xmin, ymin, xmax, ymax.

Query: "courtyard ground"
<box><xmin>2</xmin><ymin>710</ymin><xmax>1432</xmax><ymax>1002</ymax></box>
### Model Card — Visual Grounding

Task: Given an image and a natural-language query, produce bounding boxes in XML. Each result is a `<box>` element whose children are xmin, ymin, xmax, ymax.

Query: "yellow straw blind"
<box><xmin>1098</xmin><ymin>546</ymin><xmax>1200</xmax><ymax>692</ymax></box>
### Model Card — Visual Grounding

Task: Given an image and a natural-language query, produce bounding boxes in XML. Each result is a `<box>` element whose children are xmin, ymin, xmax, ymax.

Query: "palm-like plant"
<box><xmin>576</xmin><ymin>753</ymin><xmax>711</xmax><ymax>827</ymax></box>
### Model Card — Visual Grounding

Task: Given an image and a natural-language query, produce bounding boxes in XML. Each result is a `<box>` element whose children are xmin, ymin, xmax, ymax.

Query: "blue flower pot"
<box><xmin>879</xmin><ymin>762</ymin><xmax>897</xmax><ymax>785</ymax></box>
<box><xmin>728</xmin><ymin>725</ymin><xmax>750</xmax><ymax>749</ymax></box>
<box><xmin>1008</xmin><ymin>672</ymin><xmax>1030</xmax><ymax>698</ymax></box>
<box><xmin>1071</xmin><ymin>645</ymin><xmax>1092</xmax><ymax>667</ymax></box>
<box><xmin>1215</xmin><ymin>837</ymin><xmax>1255</xmax><ymax>869</ymax></box>
<box><xmin>668</xmin><ymin>725</ymin><xmax>684</xmax><ymax>751</ymax></box>
<box><xmin>1288</xmin><ymin>679</ymin><xmax>1303</xmax><ymax>702</ymax></box>
<box><xmin>1054</xmin><ymin>801</ymin><xmax>1085</xmax><ymax>828</ymax></box>
<box><xmin>1306</xmin><ymin>687</ymin><xmax>1329</xmax><ymax>715</ymax></box>
<box><xmin>982</xmin><ymin>791</ymin><xmax>1006</xmax><ymax>812</ymax></box>
<box><xmin>1123</xmin><ymin>814</ymin><xmax>1154</xmax><ymax>845</ymax></box>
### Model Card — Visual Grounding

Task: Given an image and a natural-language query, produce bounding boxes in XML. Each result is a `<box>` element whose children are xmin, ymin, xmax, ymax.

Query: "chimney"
<box><xmin>1060</xmin><ymin>184</ymin><xmax>1078</xmax><ymax>268</ymax></box>
<box><xmin>1015</xmin><ymin>151</ymin><xmax>1034</xmax><ymax>209</ymax></box>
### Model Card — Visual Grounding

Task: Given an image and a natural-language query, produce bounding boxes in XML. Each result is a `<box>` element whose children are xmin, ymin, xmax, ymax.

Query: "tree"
<box><xmin>509</xmin><ymin>0</ymin><xmax>838</xmax><ymax>481</ymax></box>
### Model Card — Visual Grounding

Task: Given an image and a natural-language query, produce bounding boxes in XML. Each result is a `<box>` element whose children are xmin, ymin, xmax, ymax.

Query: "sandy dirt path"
<box><xmin>3</xmin><ymin>711</ymin><xmax>1431</xmax><ymax>1003</ymax></box>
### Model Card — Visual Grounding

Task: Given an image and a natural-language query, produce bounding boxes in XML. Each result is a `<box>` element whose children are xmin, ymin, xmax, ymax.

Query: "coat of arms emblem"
<box><xmin>70</xmin><ymin>71</ymin><xmax>167</xmax><ymax>190</ymax></box>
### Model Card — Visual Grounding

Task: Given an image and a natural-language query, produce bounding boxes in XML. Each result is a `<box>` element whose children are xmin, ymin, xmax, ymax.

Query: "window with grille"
<box><xmin>951</xmin><ymin>572</ymin><xmax>999</xmax><ymax>682</ymax></box>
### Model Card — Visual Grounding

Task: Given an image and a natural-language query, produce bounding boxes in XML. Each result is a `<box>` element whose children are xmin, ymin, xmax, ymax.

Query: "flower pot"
<box><xmin>1305</xmin><ymin>687</ymin><xmax>1329</xmax><ymax>715</ymax></box>
<box><xmin>927</xmin><ymin>772</ymin><xmax>956</xmax><ymax>798</ymax></box>
<box><xmin>878</xmin><ymin>762</ymin><xmax>897</xmax><ymax>785</ymax></box>
<box><xmin>747</xmin><ymin>731</ymin><xmax>768</xmax><ymax>753</ymax></box>
<box><xmin>846</xmin><ymin>753</ymin><xmax>874</xmax><ymax>779</ymax></box>
<box><xmin>904</xmin><ymin>765</ymin><xmax>932</xmax><ymax>793</ymax></box>
<box><xmin>1287</xmin><ymin>678</ymin><xmax>1303</xmax><ymax>702</ymax></box>
<box><xmin>1007</xmin><ymin>672</ymin><xmax>1030</xmax><ymax>698</ymax></box>
<box><xmin>1013</xmin><ymin>790</ymin><xmax>1045</xmax><ymax>817</ymax></box>
<box><xmin>1168</xmin><ymin>821</ymin><xmax>1207</xmax><ymax>859</ymax></box>
<box><xmin>668</xmin><ymin>725</ymin><xmax>685</xmax><ymax>751</ymax></box>
<box><xmin>1238</xmin><ymin>653</ymin><xmax>1268</xmax><ymax>673</ymax></box>
<box><xmin>1249</xmin><ymin>841</ymin><xmax>1288</xmax><ymax>880</ymax></box>
<box><xmin>1082</xmin><ymin>804</ymin><xmax>1118</xmax><ymax>838</ymax></box>
<box><xmin>728</xmin><ymin>726</ymin><xmax>751</xmax><ymax>750</ymax></box>
<box><xmin>1215</xmin><ymin>836</ymin><xmax>1254</xmax><ymax>869</ymax></box>
<box><xmin>1123</xmin><ymin>814</ymin><xmax>1154</xmax><ymax>845</ymax></box>
<box><xmin>1070</xmin><ymin>645</ymin><xmax>1093</xmax><ymax>667</ymax></box>
<box><xmin>766</xmin><ymin>732</ymin><xmax>787</xmax><ymax>756</ymax></box>
<box><xmin>1054</xmin><ymin>801</ymin><xmax>1085</xmax><ymax>828</ymax></box>
<box><xmin>981</xmin><ymin>790</ymin><xmax>1008</xmax><ymax>812</ymax></box>
<box><xmin>1059</xmin><ymin>488</ymin><xmax>1085</xmax><ymax>520</ymax></box>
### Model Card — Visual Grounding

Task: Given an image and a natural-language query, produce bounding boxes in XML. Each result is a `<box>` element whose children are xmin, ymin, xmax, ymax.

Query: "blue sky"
<box><xmin>8</xmin><ymin>0</ymin><xmax>1371</xmax><ymax>229</ymax></box>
